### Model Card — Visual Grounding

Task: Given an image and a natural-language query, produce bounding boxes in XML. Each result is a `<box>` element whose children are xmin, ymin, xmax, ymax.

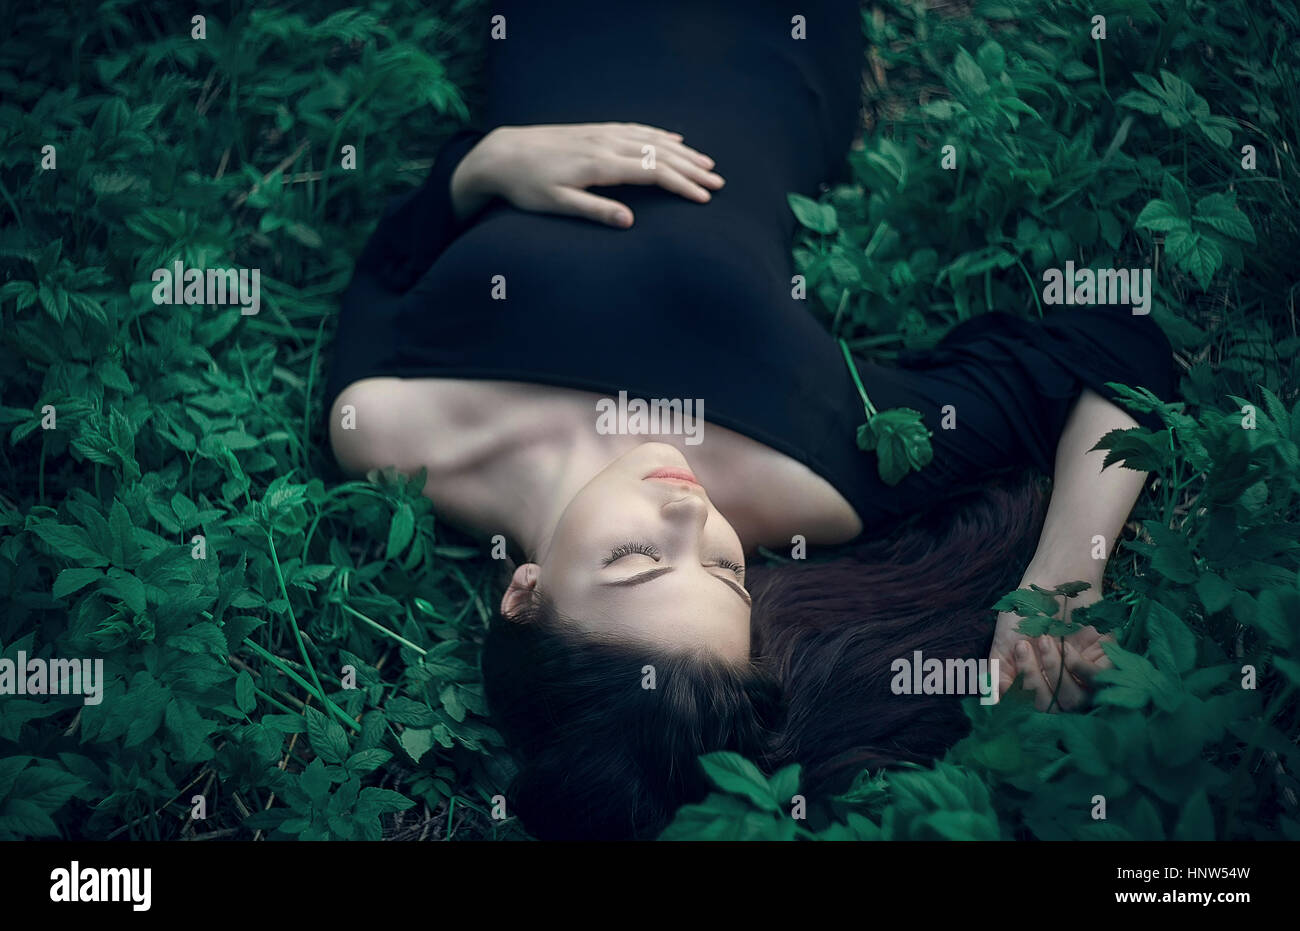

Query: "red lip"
<box><xmin>644</xmin><ymin>467</ymin><xmax>701</xmax><ymax>486</ymax></box>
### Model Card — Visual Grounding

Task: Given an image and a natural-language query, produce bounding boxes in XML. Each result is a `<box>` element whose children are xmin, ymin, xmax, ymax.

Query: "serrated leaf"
<box><xmin>698</xmin><ymin>752</ymin><xmax>779</xmax><ymax>812</ymax></box>
<box><xmin>235</xmin><ymin>670</ymin><xmax>256</xmax><ymax>713</ymax></box>
<box><xmin>305</xmin><ymin>706</ymin><xmax>350</xmax><ymax>764</ymax></box>
<box><xmin>399</xmin><ymin>727</ymin><xmax>435</xmax><ymax>763</ymax></box>
<box><xmin>52</xmin><ymin>568</ymin><xmax>104</xmax><ymax>599</ymax></box>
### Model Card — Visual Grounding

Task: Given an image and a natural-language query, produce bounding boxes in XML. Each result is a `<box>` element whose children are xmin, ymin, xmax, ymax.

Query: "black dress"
<box><xmin>323</xmin><ymin>0</ymin><xmax>1176</xmax><ymax>536</ymax></box>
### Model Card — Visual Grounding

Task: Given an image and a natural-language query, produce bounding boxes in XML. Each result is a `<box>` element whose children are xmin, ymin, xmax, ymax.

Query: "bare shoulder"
<box><xmin>328</xmin><ymin>377</ymin><xmax>470</xmax><ymax>476</ymax></box>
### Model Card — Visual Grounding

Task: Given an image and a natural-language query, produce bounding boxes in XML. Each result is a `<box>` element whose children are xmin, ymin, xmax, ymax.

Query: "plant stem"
<box><xmin>242</xmin><ymin>637</ymin><xmax>358</xmax><ymax>733</ymax></box>
<box><xmin>339</xmin><ymin>603</ymin><xmax>427</xmax><ymax>656</ymax></box>
<box><xmin>838</xmin><ymin>338</ymin><xmax>878</xmax><ymax>417</ymax></box>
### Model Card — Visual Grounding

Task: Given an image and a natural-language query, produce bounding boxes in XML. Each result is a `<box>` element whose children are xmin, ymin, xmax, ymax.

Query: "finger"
<box><xmin>578</xmin><ymin>154</ymin><xmax>712</xmax><ymax>202</ymax></box>
<box><xmin>614</xmin><ymin>141</ymin><xmax>724</xmax><ymax>189</ymax></box>
<box><xmin>659</xmin><ymin>150</ymin><xmax>726</xmax><ymax>189</ymax></box>
<box><xmin>616</xmin><ymin>138</ymin><xmax>722</xmax><ymax>179</ymax></box>
<box><xmin>1014</xmin><ymin>640</ymin><xmax>1051</xmax><ymax>710</ymax></box>
<box><xmin>650</xmin><ymin>138</ymin><xmax>717</xmax><ymax>169</ymax></box>
<box><xmin>617</xmin><ymin>121</ymin><xmax>687</xmax><ymax>143</ymax></box>
<box><xmin>1036</xmin><ymin>636</ymin><xmax>1090</xmax><ymax>712</ymax></box>
<box><xmin>1062</xmin><ymin>637</ymin><xmax>1113</xmax><ymax>688</ymax></box>
<box><xmin>546</xmin><ymin>186</ymin><xmax>634</xmax><ymax>228</ymax></box>
<box><xmin>613</xmin><ymin>128</ymin><xmax>716</xmax><ymax>167</ymax></box>
<box><xmin>995</xmin><ymin>648</ymin><xmax>1017</xmax><ymax>696</ymax></box>
<box><xmin>616</xmin><ymin>157</ymin><xmax>713</xmax><ymax>202</ymax></box>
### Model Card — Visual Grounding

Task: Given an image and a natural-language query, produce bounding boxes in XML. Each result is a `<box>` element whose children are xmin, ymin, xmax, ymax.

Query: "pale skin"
<box><xmin>332</xmin><ymin>121</ymin><xmax>1147</xmax><ymax>707</ymax></box>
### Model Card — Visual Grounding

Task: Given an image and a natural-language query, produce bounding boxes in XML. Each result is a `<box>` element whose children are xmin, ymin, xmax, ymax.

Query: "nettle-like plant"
<box><xmin>0</xmin><ymin>0</ymin><xmax>523</xmax><ymax>841</ymax></box>
<box><xmin>0</xmin><ymin>0</ymin><xmax>1296</xmax><ymax>842</ymax></box>
<box><xmin>677</xmin><ymin>0</ymin><xmax>1298</xmax><ymax>841</ymax></box>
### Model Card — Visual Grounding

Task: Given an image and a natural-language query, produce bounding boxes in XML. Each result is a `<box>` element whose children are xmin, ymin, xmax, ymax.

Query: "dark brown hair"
<box><xmin>481</xmin><ymin>468</ymin><xmax>1049</xmax><ymax>838</ymax></box>
<box><xmin>481</xmin><ymin>599</ymin><xmax>783</xmax><ymax>840</ymax></box>
<box><xmin>751</xmin><ymin>469</ymin><xmax>1050</xmax><ymax>799</ymax></box>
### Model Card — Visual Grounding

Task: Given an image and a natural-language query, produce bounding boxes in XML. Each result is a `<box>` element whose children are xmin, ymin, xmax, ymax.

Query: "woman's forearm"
<box><xmin>1024</xmin><ymin>387</ymin><xmax>1150</xmax><ymax>587</ymax></box>
<box><xmin>449</xmin><ymin>131</ymin><xmax>498</xmax><ymax>223</ymax></box>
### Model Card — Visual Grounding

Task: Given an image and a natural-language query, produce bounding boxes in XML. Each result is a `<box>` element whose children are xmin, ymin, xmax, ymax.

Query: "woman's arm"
<box><xmin>354</xmin><ymin>122</ymin><xmax>724</xmax><ymax>292</ymax></box>
<box><xmin>1024</xmin><ymin>387</ymin><xmax>1148</xmax><ymax>583</ymax></box>
<box><xmin>989</xmin><ymin>387</ymin><xmax>1149</xmax><ymax>710</ymax></box>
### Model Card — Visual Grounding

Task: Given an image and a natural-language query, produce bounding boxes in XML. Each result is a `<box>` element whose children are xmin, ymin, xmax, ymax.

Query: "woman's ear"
<box><xmin>500</xmin><ymin>563</ymin><xmax>540</xmax><ymax>620</ymax></box>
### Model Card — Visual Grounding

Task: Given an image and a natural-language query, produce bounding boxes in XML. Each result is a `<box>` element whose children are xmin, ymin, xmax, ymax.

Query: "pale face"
<box><xmin>502</xmin><ymin>443</ymin><xmax>751</xmax><ymax>660</ymax></box>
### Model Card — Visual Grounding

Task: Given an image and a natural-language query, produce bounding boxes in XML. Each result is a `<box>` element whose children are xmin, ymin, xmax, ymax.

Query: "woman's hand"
<box><xmin>450</xmin><ymin>122</ymin><xmax>725</xmax><ymax>228</ymax></box>
<box><xmin>988</xmin><ymin>572</ymin><xmax>1115</xmax><ymax>712</ymax></box>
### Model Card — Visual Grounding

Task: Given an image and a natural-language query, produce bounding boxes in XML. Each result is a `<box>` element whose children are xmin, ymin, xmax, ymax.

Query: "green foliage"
<box><xmin>0</xmin><ymin>0</ymin><xmax>516</xmax><ymax>841</ymax></box>
<box><xmin>854</xmin><ymin>407</ymin><xmax>934</xmax><ymax>485</ymax></box>
<box><xmin>1</xmin><ymin>0</ymin><xmax>1296</xmax><ymax>843</ymax></box>
<box><xmin>693</xmin><ymin>0</ymin><xmax>1299</xmax><ymax>841</ymax></box>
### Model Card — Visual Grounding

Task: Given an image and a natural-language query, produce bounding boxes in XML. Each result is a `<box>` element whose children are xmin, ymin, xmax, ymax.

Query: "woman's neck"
<box><xmin>418</xmin><ymin>384</ymin><xmax>641</xmax><ymax>559</ymax></box>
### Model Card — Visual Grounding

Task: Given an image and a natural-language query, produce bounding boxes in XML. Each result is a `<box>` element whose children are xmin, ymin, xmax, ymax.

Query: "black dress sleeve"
<box><xmin>321</xmin><ymin>127</ymin><xmax>487</xmax><ymax>430</ymax></box>
<box><xmin>863</xmin><ymin>303</ymin><xmax>1176</xmax><ymax>495</ymax></box>
<box><xmin>352</xmin><ymin>126</ymin><xmax>489</xmax><ymax>293</ymax></box>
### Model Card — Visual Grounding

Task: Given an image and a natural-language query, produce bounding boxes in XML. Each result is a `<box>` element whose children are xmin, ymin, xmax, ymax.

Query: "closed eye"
<box><xmin>601</xmin><ymin>559</ymin><xmax>751</xmax><ymax>606</ymax></box>
<box><xmin>601</xmin><ymin>541</ymin><xmax>660</xmax><ymax>566</ymax></box>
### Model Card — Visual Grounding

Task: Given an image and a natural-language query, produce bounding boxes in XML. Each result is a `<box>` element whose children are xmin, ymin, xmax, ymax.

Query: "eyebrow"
<box><xmin>602</xmin><ymin>566</ymin><xmax>753</xmax><ymax>607</ymax></box>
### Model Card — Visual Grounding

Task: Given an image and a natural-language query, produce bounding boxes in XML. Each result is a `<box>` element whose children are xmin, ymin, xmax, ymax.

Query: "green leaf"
<box><xmin>1169</xmin><ymin>231</ymin><xmax>1222</xmax><ymax>290</ymax></box>
<box><xmin>386</xmin><ymin>503</ymin><xmax>415</xmax><ymax>560</ymax></box>
<box><xmin>1251</xmin><ymin>589</ymin><xmax>1298</xmax><ymax>649</ymax></box>
<box><xmin>356</xmin><ymin>787</ymin><xmax>415</xmax><ymax>815</ymax></box>
<box><xmin>0</xmin><ymin>799</ymin><xmax>59</xmax><ymax>838</ymax></box>
<box><xmin>1173</xmin><ymin>790</ymin><xmax>1214</xmax><ymax>840</ymax></box>
<box><xmin>1134</xmin><ymin>198</ymin><xmax>1189</xmax><ymax>233</ymax></box>
<box><xmin>52</xmin><ymin>568</ymin><xmax>104</xmax><ymax>599</ymax></box>
<box><xmin>305</xmin><ymin>706</ymin><xmax>350</xmax><ymax>765</ymax></box>
<box><xmin>11</xmin><ymin>765</ymin><xmax>86</xmax><ymax>811</ymax></box>
<box><xmin>1116</xmin><ymin>90</ymin><xmax>1161</xmax><ymax>114</ymax></box>
<box><xmin>1144</xmin><ymin>599</ymin><xmax>1197</xmax><ymax>674</ymax></box>
<box><xmin>1194</xmin><ymin>192</ymin><xmax>1256</xmax><ymax>243</ymax></box>
<box><xmin>262</xmin><ymin>713</ymin><xmax>307</xmax><ymax>733</ymax></box>
<box><xmin>29</xmin><ymin>522</ymin><xmax>108</xmax><ymax>567</ymax></box>
<box><xmin>993</xmin><ymin>587</ymin><xmax>1060</xmax><ymax>619</ymax></box>
<box><xmin>345</xmin><ymin>749</ymin><xmax>392</xmax><ymax>774</ymax></box>
<box><xmin>167</xmin><ymin>622</ymin><xmax>227</xmax><ymax>656</ymax></box>
<box><xmin>953</xmin><ymin>47</ymin><xmax>989</xmax><ymax>94</ymax></box>
<box><xmin>1160</xmin><ymin>173</ymin><xmax>1192</xmax><ymax>218</ymax></box>
<box><xmin>385</xmin><ymin>696</ymin><xmax>437</xmax><ymax>726</ymax></box>
<box><xmin>299</xmin><ymin>757</ymin><xmax>331</xmax><ymax>803</ymax></box>
<box><xmin>787</xmin><ymin>193</ymin><xmax>837</xmax><ymax>234</ymax></box>
<box><xmin>399</xmin><ymin>727</ymin><xmax>435</xmax><ymax>764</ymax></box>
<box><xmin>698</xmin><ymin>752</ymin><xmax>779</xmax><ymax>812</ymax></box>
<box><xmin>235</xmin><ymin>670</ymin><xmax>256</xmax><ymax>714</ymax></box>
<box><xmin>0</xmin><ymin>756</ymin><xmax>34</xmax><ymax>801</ymax></box>
<box><xmin>1194</xmin><ymin>572</ymin><xmax>1234</xmax><ymax>614</ymax></box>
<box><xmin>856</xmin><ymin>407</ymin><xmax>933</xmax><ymax>485</ymax></box>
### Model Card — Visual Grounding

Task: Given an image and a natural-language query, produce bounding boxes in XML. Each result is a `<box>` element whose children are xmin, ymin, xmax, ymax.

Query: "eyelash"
<box><xmin>602</xmin><ymin>541</ymin><xmax>660</xmax><ymax>565</ymax></box>
<box><xmin>602</xmin><ymin>541</ymin><xmax>744</xmax><ymax>577</ymax></box>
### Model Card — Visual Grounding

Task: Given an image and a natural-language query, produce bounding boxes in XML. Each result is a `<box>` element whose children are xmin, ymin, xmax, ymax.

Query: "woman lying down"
<box><xmin>322</xmin><ymin>1</ymin><xmax>1176</xmax><ymax>840</ymax></box>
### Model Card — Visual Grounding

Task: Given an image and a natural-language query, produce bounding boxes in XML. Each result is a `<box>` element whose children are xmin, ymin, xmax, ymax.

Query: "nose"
<box><xmin>661</xmin><ymin>491</ymin><xmax>709</xmax><ymax>526</ymax></box>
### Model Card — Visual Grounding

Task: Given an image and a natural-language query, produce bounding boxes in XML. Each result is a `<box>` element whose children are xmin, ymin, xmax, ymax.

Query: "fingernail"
<box><xmin>613</xmin><ymin>210</ymin><xmax>631</xmax><ymax>226</ymax></box>
<box><xmin>1039</xmin><ymin>638</ymin><xmax>1051</xmax><ymax>655</ymax></box>
<box><xmin>697</xmin><ymin>154</ymin><xmax>715</xmax><ymax>167</ymax></box>
<box><xmin>1015</xmin><ymin>642</ymin><xmax>1028</xmax><ymax>659</ymax></box>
